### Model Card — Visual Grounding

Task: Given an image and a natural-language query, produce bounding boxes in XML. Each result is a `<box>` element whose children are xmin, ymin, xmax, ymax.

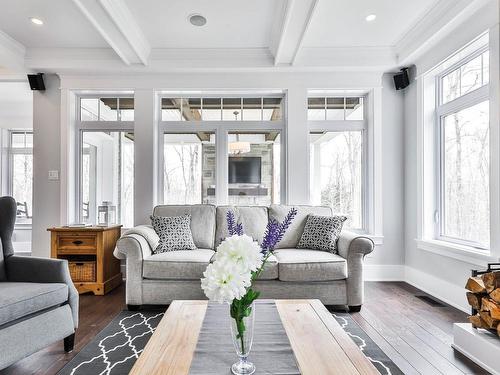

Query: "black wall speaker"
<box><xmin>27</xmin><ymin>73</ymin><xmax>45</xmax><ymax>91</ymax></box>
<box><xmin>393</xmin><ymin>68</ymin><xmax>410</xmax><ymax>90</ymax></box>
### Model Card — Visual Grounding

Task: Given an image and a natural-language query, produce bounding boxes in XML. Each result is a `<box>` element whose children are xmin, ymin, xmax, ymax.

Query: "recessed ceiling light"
<box><xmin>30</xmin><ymin>17</ymin><xmax>44</xmax><ymax>25</ymax></box>
<box><xmin>365</xmin><ymin>14</ymin><xmax>376</xmax><ymax>22</ymax></box>
<box><xmin>189</xmin><ymin>14</ymin><xmax>207</xmax><ymax>27</ymax></box>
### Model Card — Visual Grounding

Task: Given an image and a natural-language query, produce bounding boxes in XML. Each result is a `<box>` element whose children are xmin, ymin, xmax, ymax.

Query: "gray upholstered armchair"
<box><xmin>0</xmin><ymin>196</ymin><xmax>79</xmax><ymax>370</ymax></box>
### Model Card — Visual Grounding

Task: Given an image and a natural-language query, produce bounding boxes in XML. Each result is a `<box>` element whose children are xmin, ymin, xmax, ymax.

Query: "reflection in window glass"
<box><xmin>442</xmin><ymin>101</ymin><xmax>489</xmax><ymax>246</ymax></box>
<box><xmin>161</xmin><ymin>98</ymin><xmax>182</xmax><ymax>121</ymax></box>
<box><xmin>326</xmin><ymin>98</ymin><xmax>344</xmax><ymax>120</ymax></box>
<box><xmin>308</xmin><ymin>98</ymin><xmax>325</xmax><ymax>120</ymax></box>
<box><xmin>223</xmin><ymin>98</ymin><xmax>241</xmax><ymax>121</ymax></box>
<box><xmin>227</xmin><ymin>132</ymin><xmax>281</xmax><ymax>205</ymax></box>
<box><xmin>99</xmin><ymin>98</ymin><xmax>118</xmax><ymax>121</ymax></box>
<box><xmin>345</xmin><ymin>98</ymin><xmax>364</xmax><ymax>120</ymax></box>
<box><xmin>242</xmin><ymin>98</ymin><xmax>262</xmax><ymax>120</ymax></box>
<box><xmin>81</xmin><ymin>98</ymin><xmax>99</xmax><ymax>121</ymax></box>
<box><xmin>10</xmin><ymin>132</ymin><xmax>33</xmax><ymax>224</ymax></box>
<box><xmin>119</xmin><ymin>98</ymin><xmax>134</xmax><ymax>121</ymax></box>
<box><xmin>263</xmin><ymin>98</ymin><xmax>282</xmax><ymax>121</ymax></box>
<box><xmin>81</xmin><ymin>132</ymin><xmax>134</xmax><ymax>227</ymax></box>
<box><xmin>164</xmin><ymin>133</ymin><xmax>215</xmax><ymax>204</ymax></box>
<box><xmin>202</xmin><ymin>98</ymin><xmax>222</xmax><ymax>121</ymax></box>
<box><xmin>184</xmin><ymin>98</ymin><xmax>202</xmax><ymax>121</ymax></box>
<box><xmin>310</xmin><ymin>131</ymin><xmax>363</xmax><ymax>229</ymax></box>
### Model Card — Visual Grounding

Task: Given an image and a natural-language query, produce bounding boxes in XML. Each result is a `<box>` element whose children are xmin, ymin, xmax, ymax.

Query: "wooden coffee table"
<box><xmin>130</xmin><ymin>299</ymin><xmax>379</xmax><ymax>375</ymax></box>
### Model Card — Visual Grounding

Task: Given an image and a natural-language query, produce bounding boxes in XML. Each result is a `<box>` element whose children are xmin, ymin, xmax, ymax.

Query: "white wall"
<box><xmin>403</xmin><ymin>0</ymin><xmax>499</xmax><ymax>312</ymax></box>
<box><xmin>32</xmin><ymin>74</ymin><xmax>61</xmax><ymax>257</ymax></box>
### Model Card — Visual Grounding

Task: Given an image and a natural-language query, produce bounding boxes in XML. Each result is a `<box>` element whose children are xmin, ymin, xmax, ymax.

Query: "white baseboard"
<box><xmin>364</xmin><ymin>264</ymin><xmax>406</xmax><ymax>281</ymax></box>
<box><xmin>404</xmin><ymin>266</ymin><xmax>469</xmax><ymax>313</ymax></box>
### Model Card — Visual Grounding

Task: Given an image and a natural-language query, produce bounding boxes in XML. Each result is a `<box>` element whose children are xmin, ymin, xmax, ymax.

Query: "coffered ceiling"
<box><xmin>0</xmin><ymin>0</ymin><xmax>492</xmax><ymax>75</ymax></box>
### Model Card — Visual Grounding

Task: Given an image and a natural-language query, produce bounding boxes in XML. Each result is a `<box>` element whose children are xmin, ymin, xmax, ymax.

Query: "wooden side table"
<box><xmin>48</xmin><ymin>225</ymin><xmax>122</xmax><ymax>295</ymax></box>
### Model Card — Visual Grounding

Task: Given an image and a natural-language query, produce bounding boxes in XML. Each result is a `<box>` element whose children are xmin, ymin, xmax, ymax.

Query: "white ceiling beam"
<box><xmin>0</xmin><ymin>29</ymin><xmax>26</xmax><ymax>73</ymax></box>
<box><xmin>270</xmin><ymin>0</ymin><xmax>320</xmax><ymax>66</ymax></box>
<box><xmin>72</xmin><ymin>0</ymin><xmax>150</xmax><ymax>65</ymax></box>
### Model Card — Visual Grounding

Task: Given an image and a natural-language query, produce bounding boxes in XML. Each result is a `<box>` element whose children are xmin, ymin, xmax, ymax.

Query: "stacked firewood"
<box><xmin>465</xmin><ymin>271</ymin><xmax>500</xmax><ymax>336</ymax></box>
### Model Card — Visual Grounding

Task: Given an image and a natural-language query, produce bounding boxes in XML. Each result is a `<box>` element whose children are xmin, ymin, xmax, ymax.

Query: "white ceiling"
<box><xmin>0</xmin><ymin>0</ymin><xmax>490</xmax><ymax>74</ymax></box>
<box><xmin>125</xmin><ymin>0</ymin><xmax>284</xmax><ymax>49</ymax></box>
<box><xmin>0</xmin><ymin>0</ymin><xmax>107</xmax><ymax>48</ymax></box>
<box><xmin>302</xmin><ymin>0</ymin><xmax>439</xmax><ymax>48</ymax></box>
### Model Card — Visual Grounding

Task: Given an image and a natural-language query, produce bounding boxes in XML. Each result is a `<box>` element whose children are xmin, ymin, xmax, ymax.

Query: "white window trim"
<box><xmin>307</xmin><ymin>91</ymin><xmax>381</xmax><ymax>237</ymax></box>
<box><xmin>158</xmin><ymin>94</ymin><xmax>287</xmax><ymax>206</ymax></box>
<box><xmin>74</xmin><ymin>94</ymin><xmax>134</xmax><ymax>225</ymax></box>
<box><xmin>417</xmin><ymin>28</ymin><xmax>500</xmax><ymax>262</ymax></box>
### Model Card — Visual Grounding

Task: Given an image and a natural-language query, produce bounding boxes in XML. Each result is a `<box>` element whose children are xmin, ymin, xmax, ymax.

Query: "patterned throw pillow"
<box><xmin>297</xmin><ymin>214</ymin><xmax>347</xmax><ymax>252</ymax></box>
<box><xmin>150</xmin><ymin>215</ymin><xmax>197</xmax><ymax>254</ymax></box>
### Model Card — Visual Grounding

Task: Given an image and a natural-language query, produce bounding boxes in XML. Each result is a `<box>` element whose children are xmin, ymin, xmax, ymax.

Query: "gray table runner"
<box><xmin>189</xmin><ymin>300</ymin><xmax>301</xmax><ymax>375</ymax></box>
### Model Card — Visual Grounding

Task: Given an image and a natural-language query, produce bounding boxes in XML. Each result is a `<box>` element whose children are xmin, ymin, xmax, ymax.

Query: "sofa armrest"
<box><xmin>6</xmin><ymin>256</ymin><xmax>79</xmax><ymax>328</ymax></box>
<box><xmin>114</xmin><ymin>234</ymin><xmax>153</xmax><ymax>305</ymax></box>
<box><xmin>336</xmin><ymin>231</ymin><xmax>374</xmax><ymax>307</ymax></box>
<box><xmin>337</xmin><ymin>231</ymin><xmax>374</xmax><ymax>259</ymax></box>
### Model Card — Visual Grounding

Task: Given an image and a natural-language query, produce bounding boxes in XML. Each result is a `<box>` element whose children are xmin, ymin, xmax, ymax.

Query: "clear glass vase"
<box><xmin>229</xmin><ymin>302</ymin><xmax>256</xmax><ymax>375</ymax></box>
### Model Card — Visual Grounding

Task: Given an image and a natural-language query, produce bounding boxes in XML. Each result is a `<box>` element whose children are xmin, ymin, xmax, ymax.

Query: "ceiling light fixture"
<box><xmin>365</xmin><ymin>14</ymin><xmax>376</xmax><ymax>22</ymax></box>
<box><xmin>189</xmin><ymin>14</ymin><xmax>207</xmax><ymax>27</ymax></box>
<box><xmin>30</xmin><ymin>17</ymin><xmax>44</xmax><ymax>25</ymax></box>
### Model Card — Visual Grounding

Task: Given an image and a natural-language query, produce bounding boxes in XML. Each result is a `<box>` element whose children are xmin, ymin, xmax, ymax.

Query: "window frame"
<box><xmin>75</xmin><ymin>94</ymin><xmax>135</xmax><ymax>226</ymax></box>
<box><xmin>158</xmin><ymin>93</ymin><xmax>287</xmax><ymax>206</ymax></box>
<box><xmin>307</xmin><ymin>94</ymin><xmax>368</xmax><ymax>232</ymax></box>
<box><xmin>434</xmin><ymin>44</ymin><xmax>490</xmax><ymax>250</ymax></box>
<box><xmin>8</xmin><ymin>130</ymin><xmax>33</xmax><ymax>227</ymax></box>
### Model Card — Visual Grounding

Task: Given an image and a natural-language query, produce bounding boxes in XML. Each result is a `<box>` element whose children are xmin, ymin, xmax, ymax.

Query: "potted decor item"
<box><xmin>201</xmin><ymin>208</ymin><xmax>297</xmax><ymax>375</ymax></box>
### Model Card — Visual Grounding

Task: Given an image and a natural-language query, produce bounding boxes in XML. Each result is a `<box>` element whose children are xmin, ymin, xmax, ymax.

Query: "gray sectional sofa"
<box><xmin>114</xmin><ymin>204</ymin><xmax>374</xmax><ymax>311</ymax></box>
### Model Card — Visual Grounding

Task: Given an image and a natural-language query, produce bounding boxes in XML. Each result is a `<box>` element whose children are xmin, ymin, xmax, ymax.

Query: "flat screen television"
<box><xmin>228</xmin><ymin>157</ymin><xmax>261</xmax><ymax>184</ymax></box>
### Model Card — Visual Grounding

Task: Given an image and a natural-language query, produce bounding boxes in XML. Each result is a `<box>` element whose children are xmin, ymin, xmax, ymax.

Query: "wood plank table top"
<box><xmin>130</xmin><ymin>299</ymin><xmax>379</xmax><ymax>375</ymax></box>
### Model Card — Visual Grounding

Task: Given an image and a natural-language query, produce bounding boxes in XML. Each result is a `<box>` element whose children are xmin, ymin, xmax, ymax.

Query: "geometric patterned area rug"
<box><xmin>58</xmin><ymin>309</ymin><xmax>402</xmax><ymax>375</ymax></box>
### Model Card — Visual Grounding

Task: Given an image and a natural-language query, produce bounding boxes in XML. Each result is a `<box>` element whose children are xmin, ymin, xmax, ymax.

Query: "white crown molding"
<box><xmin>0</xmin><ymin>29</ymin><xmax>26</xmax><ymax>73</ymax></box>
<box><xmin>72</xmin><ymin>0</ymin><xmax>151</xmax><ymax>65</ymax></box>
<box><xmin>395</xmin><ymin>0</ymin><xmax>494</xmax><ymax>66</ymax></box>
<box><xmin>271</xmin><ymin>0</ymin><xmax>320</xmax><ymax>66</ymax></box>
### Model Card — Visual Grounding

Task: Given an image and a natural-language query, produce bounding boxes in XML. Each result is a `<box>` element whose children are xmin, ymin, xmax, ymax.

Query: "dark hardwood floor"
<box><xmin>0</xmin><ymin>282</ymin><xmax>489</xmax><ymax>375</ymax></box>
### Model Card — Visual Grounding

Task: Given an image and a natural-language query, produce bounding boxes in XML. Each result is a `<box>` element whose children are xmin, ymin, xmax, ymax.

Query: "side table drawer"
<box><xmin>57</xmin><ymin>233</ymin><xmax>97</xmax><ymax>254</ymax></box>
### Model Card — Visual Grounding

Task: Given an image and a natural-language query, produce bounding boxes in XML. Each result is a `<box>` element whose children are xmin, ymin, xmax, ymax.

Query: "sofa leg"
<box><xmin>128</xmin><ymin>304</ymin><xmax>141</xmax><ymax>311</ymax></box>
<box><xmin>349</xmin><ymin>305</ymin><xmax>362</xmax><ymax>312</ymax></box>
<box><xmin>64</xmin><ymin>333</ymin><xmax>75</xmax><ymax>353</ymax></box>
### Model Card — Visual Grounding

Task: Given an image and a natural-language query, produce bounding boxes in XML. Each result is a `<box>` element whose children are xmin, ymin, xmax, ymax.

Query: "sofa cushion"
<box><xmin>297</xmin><ymin>215</ymin><xmax>347</xmax><ymax>253</ymax></box>
<box><xmin>0</xmin><ymin>241</ymin><xmax>5</xmax><ymax>281</ymax></box>
<box><xmin>153</xmin><ymin>205</ymin><xmax>216</xmax><ymax>249</ymax></box>
<box><xmin>269</xmin><ymin>205</ymin><xmax>333</xmax><ymax>249</ymax></box>
<box><xmin>151</xmin><ymin>215</ymin><xmax>197</xmax><ymax>254</ymax></box>
<box><xmin>274</xmin><ymin>249</ymin><xmax>347</xmax><ymax>282</ymax></box>
<box><xmin>0</xmin><ymin>282</ymin><xmax>68</xmax><ymax>326</ymax></box>
<box><xmin>215</xmin><ymin>206</ymin><xmax>269</xmax><ymax>247</ymax></box>
<box><xmin>257</xmin><ymin>254</ymin><xmax>278</xmax><ymax>280</ymax></box>
<box><xmin>143</xmin><ymin>249</ymin><xmax>215</xmax><ymax>280</ymax></box>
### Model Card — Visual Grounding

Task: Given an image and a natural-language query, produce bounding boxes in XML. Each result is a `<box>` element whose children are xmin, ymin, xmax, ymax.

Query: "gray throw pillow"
<box><xmin>150</xmin><ymin>215</ymin><xmax>197</xmax><ymax>254</ymax></box>
<box><xmin>297</xmin><ymin>214</ymin><xmax>347</xmax><ymax>252</ymax></box>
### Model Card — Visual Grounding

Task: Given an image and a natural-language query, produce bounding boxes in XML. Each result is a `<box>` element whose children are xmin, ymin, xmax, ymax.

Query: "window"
<box><xmin>9</xmin><ymin>131</ymin><xmax>33</xmax><ymax>224</ymax></box>
<box><xmin>161</xmin><ymin>96</ymin><xmax>283</xmax><ymax>122</ymax></box>
<box><xmin>80</xmin><ymin>97</ymin><xmax>134</xmax><ymax>121</ymax></box>
<box><xmin>308</xmin><ymin>94</ymin><xmax>366</xmax><ymax>230</ymax></box>
<box><xmin>77</xmin><ymin>95</ymin><xmax>134</xmax><ymax>227</ymax></box>
<box><xmin>80</xmin><ymin>132</ymin><xmax>134</xmax><ymax>227</ymax></box>
<box><xmin>308</xmin><ymin>97</ymin><xmax>364</xmax><ymax>121</ymax></box>
<box><xmin>309</xmin><ymin>131</ymin><xmax>363</xmax><ymax>229</ymax></box>
<box><xmin>163</xmin><ymin>132</ymin><xmax>215</xmax><ymax>204</ymax></box>
<box><xmin>160</xmin><ymin>94</ymin><xmax>285</xmax><ymax>206</ymax></box>
<box><xmin>435</xmin><ymin>40</ymin><xmax>490</xmax><ymax>248</ymax></box>
<box><xmin>227</xmin><ymin>132</ymin><xmax>281</xmax><ymax>206</ymax></box>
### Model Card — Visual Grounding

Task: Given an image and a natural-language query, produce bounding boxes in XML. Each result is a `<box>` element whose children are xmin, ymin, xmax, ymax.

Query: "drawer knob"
<box><xmin>72</xmin><ymin>240</ymin><xmax>83</xmax><ymax>245</ymax></box>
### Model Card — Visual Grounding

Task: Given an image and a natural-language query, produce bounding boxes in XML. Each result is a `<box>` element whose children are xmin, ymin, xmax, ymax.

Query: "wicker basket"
<box><xmin>69</xmin><ymin>261</ymin><xmax>96</xmax><ymax>282</ymax></box>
